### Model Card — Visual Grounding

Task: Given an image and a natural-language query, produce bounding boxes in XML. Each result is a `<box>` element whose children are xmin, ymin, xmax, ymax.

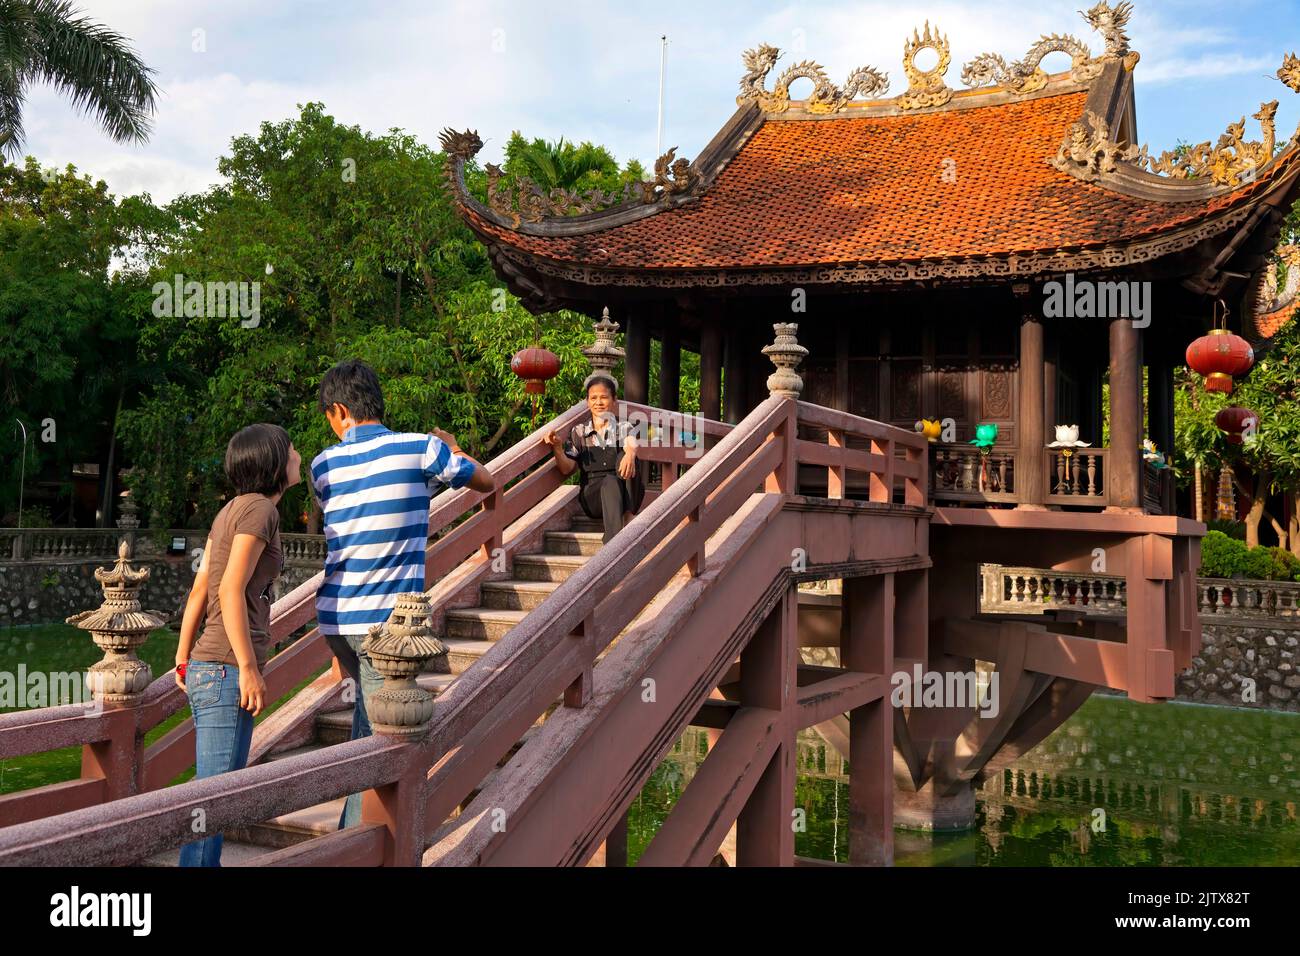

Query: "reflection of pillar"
<box><xmin>660</xmin><ymin>320</ymin><xmax>680</xmax><ymax>412</ymax></box>
<box><xmin>1106</xmin><ymin>316</ymin><xmax>1142</xmax><ymax>512</ymax></box>
<box><xmin>700</xmin><ymin>319</ymin><xmax>723</xmax><ymax>422</ymax></box>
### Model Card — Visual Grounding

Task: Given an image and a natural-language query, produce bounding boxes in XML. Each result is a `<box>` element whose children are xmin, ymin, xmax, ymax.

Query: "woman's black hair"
<box><xmin>225</xmin><ymin>423</ymin><xmax>292</xmax><ymax>496</ymax></box>
<box><xmin>319</xmin><ymin>359</ymin><xmax>385</xmax><ymax>422</ymax></box>
<box><xmin>583</xmin><ymin>373</ymin><xmax>618</xmax><ymax>397</ymax></box>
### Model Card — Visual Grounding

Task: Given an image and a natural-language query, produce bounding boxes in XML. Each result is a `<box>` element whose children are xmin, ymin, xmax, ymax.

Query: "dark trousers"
<box><xmin>581</xmin><ymin>472</ymin><xmax>629</xmax><ymax>543</ymax></box>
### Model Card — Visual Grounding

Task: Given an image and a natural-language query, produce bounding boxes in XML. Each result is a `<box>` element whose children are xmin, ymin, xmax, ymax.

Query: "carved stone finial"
<box><xmin>66</xmin><ymin>539</ymin><xmax>165</xmax><ymax>704</ymax></box>
<box><xmin>898</xmin><ymin>21</ymin><xmax>953</xmax><ymax>110</ymax></box>
<box><xmin>115</xmin><ymin>493</ymin><xmax>140</xmax><ymax>531</ymax></box>
<box><xmin>581</xmin><ymin>308</ymin><xmax>625</xmax><ymax>381</ymax></box>
<box><xmin>361</xmin><ymin>592</ymin><xmax>446</xmax><ymax>739</ymax></box>
<box><xmin>763</xmin><ymin>323</ymin><xmax>809</xmax><ymax>399</ymax></box>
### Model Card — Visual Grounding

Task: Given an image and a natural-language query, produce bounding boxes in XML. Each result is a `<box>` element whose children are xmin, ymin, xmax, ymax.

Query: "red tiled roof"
<box><xmin>462</xmin><ymin>90</ymin><xmax>1292</xmax><ymax>271</ymax></box>
<box><xmin>1254</xmin><ymin>303</ymin><xmax>1297</xmax><ymax>341</ymax></box>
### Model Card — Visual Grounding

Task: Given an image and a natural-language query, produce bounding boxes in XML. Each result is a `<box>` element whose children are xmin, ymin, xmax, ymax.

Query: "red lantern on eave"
<box><xmin>1214</xmin><ymin>406</ymin><xmax>1257</xmax><ymax>445</ymax></box>
<box><xmin>1186</xmin><ymin>329</ymin><xmax>1254</xmax><ymax>394</ymax></box>
<box><xmin>511</xmin><ymin>347</ymin><xmax>560</xmax><ymax>394</ymax></box>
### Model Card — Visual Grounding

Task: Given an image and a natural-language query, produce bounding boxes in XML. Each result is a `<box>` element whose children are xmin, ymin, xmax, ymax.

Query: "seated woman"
<box><xmin>543</xmin><ymin>373</ymin><xmax>645</xmax><ymax>543</ymax></box>
<box><xmin>173</xmin><ymin>422</ymin><xmax>300</xmax><ymax>866</ymax></box>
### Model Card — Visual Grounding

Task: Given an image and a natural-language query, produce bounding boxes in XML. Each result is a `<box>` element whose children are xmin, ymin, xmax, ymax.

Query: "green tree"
<box><xmin>1174</xmin><ymin>321</ymin><xmax>1300</xmax><ymax>551</ymax></box>
<box><xmin>502</xmin><ymin>132</ymin><xmax>646</xmax><ymax>194</ymax></box>
<box><xmin>0</xmin><ymin>157</ymin><xmax>162</xmax><ymax>522</ymax></box>
<box><xmin>0</xmin><ymin>0</ymin><xmax>158</xmax><ymax>157</ymax></box>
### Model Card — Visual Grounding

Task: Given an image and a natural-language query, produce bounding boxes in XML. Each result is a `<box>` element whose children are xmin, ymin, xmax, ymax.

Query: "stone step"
<box><xmin>543</xmin><ymin>530</ymin><xmax>605</xmax><ymax>556</ymax></box>
<box><xmin>568</xmin><ymin>515</ymin><xmax>604</xmax><ymax>533</ymax></box>
<box><xmin>512</xmin><ymin>552</ymin><xmax>589</xmax><ymax>583</ymax></box>
<box><xmin>479</xmin><ymin>578</ymin><xmax>560</xmax><ymax>611</ymax></box>
<box><xmin>442</xmin><ymin>637</ymin><xmax>498</xmax><ymax>674</ymax></box>
<box><xmin>445</xmin><ymin>606</ymin><xmax>528</xmax><ymax>642</ymax></box>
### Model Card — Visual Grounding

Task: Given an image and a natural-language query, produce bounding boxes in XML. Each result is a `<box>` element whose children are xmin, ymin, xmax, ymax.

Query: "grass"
<box><xmin>0</xmin><ymin>623</ymin><xmax>327</xmax><ymax>796</ymax></box>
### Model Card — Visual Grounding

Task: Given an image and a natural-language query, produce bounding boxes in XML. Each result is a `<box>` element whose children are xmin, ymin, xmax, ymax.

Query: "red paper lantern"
<box><xmin>1214</xmin><ymin>406</ymin><xmax>1257</xmax><ymax>445</ymax></box>
<box><xmin>510</xmin><ymin>347</ymin><xmax>560</xmax><ymax>394</ymax></box>
<box><xmin>1186</xmin><ymin>329</ymin><xmax>1254</xmax><ymax>394</ymax></box>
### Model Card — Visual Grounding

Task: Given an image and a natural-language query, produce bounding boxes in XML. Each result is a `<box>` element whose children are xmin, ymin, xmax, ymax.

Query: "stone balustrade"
<box><xmin>979</xmin><ymin>562</ymin><xmax>1300</xmax><ymax>625</ymax></box>
<box><xmin>0</xmin><ymin>527</ymin><xmax>327</xmax><ymax>566</ymax></box>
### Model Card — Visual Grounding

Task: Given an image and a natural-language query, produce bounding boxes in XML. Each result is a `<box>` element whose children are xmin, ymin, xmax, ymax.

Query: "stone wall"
<box><xmin>0</xmin><ymin>556</ymin><xmax>320</xmax><ymax>628</ymax></box>
<box><xmin>1177</xmin><ymin>623</ymin><xmax>1300</xmax><ymax>712</ymax></box>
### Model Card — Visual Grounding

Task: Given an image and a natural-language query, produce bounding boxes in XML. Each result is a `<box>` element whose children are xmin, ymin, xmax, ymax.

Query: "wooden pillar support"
<box><xmin>736</xmin><ymin>590</ymin><xmax>797</xmax><ymax>866</ymax></box>
<box><xmin>1015</xmin><ymin>288</ymin><xmax>1047</xmax><ymax>510</ymax></box>
<box><xmin>723</xmin><ymin>324</ymin><xmax>747</xmax><ymax>425</ymax></box>
<box><xmin>842</xmin><ymin>574</ymin><xmax>895</xmax><ymax>866</ymax></box>
<box><xmin>1107</xmin><ymin>316</ymin><xmax>1142</xmax><ymax>512</ymax></box>
<box><xmin>660</xmin><ymin>321</ymin><xmax>681</xmax><ymax>412</ymax></box>
<box><xmin>700</xmin><ymin>319</ymin><xmax>723</xmax><ymax>423</ymax></box>
<box><xmin>1124</xmin><ymin>533</ymin><xmax>1175</xmax><ymax>703</ymax></box>
<box><xmin>624</xmin><ymin>311</ymin><xmax>651</xmax><ymax>405</ymax></box>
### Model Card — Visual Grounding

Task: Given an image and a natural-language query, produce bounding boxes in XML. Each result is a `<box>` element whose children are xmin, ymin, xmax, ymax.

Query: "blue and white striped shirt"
<box><xmin>311</xmin><ymin>423</ymin><xmax>476</xmax><ymax>637</ymax></box>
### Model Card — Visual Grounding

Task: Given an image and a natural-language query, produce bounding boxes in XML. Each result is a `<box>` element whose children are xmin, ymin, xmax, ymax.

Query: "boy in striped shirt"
<box><xmin>311</xmin><ymin>359</ymin><xmax>494</xmax><ymax>828</ymax></box>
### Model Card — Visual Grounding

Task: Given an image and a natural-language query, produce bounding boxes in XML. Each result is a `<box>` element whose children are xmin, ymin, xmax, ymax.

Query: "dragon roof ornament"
<box><xmin>437</xmin><ymin>128</ymin><xmax>698</xmax><ymax>228</ymax></box>
<box><xmin>736</xmin><ymin>43</ymin><xmax>889</xmax><ymax>114</ymax></box>
<box><xmin>1051</xmin><ymin>51</ymin><xmax>1298</xmax><ymax>190</ymax></box>
<box><xmin>962</xmin><ymin>1</ymin><xmax>1137</xmax><ymax>96</ymax></box>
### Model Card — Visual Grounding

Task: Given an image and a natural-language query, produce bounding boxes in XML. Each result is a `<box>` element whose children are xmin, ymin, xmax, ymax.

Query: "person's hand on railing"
<box><xmin>541</xmin><ymin>429</ymin><xmax>561</xmax><ymax>448</ymax></box>
<box><xmin>240</xmin><ymin>666</ymin><xmax>267</xmax><ymax>717</ymax></box>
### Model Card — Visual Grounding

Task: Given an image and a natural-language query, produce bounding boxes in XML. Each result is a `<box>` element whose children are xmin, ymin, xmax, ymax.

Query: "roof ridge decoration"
<box><xmin>737</xmin><ymin>44</ymin><xmax>889</xmax><ymax>114</ymax></box>
<box><xmin>437</xmin><ymin>128</ymin><xmax>698</xmax><ymax>228</ymax></box>
<box><xmin>1052</xmin><ymin>54</ymin><xmax>1299</xmax><ymax>188</ymax></box>
<box><xmin>735</xmin><ymin>2</ymin><xmax>1142</xmax><ymax>116</ymax></box>
<box><xmin>898</xmin><ymin>21</ymin><xmax>953</xmax><ymax>110</ymax></box>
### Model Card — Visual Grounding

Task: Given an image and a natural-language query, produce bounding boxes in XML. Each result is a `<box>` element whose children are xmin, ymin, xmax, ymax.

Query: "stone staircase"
<box><xmin>146</xmin><ymin>513</ymin><xmax>607</xmax><ymax>865</ymax></box>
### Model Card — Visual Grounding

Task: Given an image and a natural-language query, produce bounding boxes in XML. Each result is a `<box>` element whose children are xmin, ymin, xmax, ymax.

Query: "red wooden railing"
<box><xmin>0</xmin><ymin>395</ymin><xmax>927</xmax><ymax>866</ymax></box>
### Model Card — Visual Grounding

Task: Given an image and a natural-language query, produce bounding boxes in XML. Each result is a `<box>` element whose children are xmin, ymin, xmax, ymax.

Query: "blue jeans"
<box><xmin>179</xmin><ymin>662</ymin><xmax>254</xmax><ymax>867</ymax></box>
<box><xmin>326</xmin><ymin>633</ymin><xmax>385</xmax><ymax>829</ymax></box>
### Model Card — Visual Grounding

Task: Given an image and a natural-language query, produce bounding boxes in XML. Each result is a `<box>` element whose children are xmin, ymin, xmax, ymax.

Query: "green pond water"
<box><xmin>626</xmin><ymin>696</ymin><xmax>1300</xmax><ymax>866</ymax></box>
<box><xmin>5</xmin><ymin>626</ymin><xmax>1298</xmax><ymax>865</ymax></box>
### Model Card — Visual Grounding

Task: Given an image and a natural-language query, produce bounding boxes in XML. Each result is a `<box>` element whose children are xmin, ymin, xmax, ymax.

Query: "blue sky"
<box><xmin>21</xmin><ymin>0</ymin><xmax>1300</xmax><ymax>202</ymax></box>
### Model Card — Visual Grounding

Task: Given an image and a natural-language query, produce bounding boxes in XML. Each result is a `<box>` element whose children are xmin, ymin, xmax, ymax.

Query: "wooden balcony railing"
<box><xmin>929</xmin><ymin>443</ymin><xmax>1017</xmax><ymax>505</ymax></box>
<box><xmin>1045</xmin><ymin>448</ymin><xmax>1107</xmax><ymax>505</ymax></box>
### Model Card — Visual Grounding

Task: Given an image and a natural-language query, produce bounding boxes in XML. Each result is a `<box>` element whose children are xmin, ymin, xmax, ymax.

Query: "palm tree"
<box><xmin>508</xmin><ymin>135</ymin><xmax>619</xmax><ymax>193</ymax></box>
<box><xmin>0</xmin><ymin>0</ymin><xmax>158</xmax><ymax>157</ymax></box>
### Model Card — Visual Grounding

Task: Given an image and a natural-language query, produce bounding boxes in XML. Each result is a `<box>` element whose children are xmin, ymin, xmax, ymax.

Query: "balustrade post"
<box><xmin>360</xmin><ymin>592</ymin><xmax>442</xmax><ymax>865</ymax></box>
<box><xmin>762</xmin><ymin>323</ymin><xmax>807</xmax><ymax>495</ymax></box>
<box><xmin>65</xmin><ymin>539</ymin><xmax>166</xmax><ymax>801</ymax></box>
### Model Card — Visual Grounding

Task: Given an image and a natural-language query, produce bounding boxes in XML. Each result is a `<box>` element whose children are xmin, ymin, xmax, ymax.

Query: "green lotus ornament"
<box><xmin>969</xmin><ymin>423</ymin><xmax>999</xmax><ymax>450</ymax></box>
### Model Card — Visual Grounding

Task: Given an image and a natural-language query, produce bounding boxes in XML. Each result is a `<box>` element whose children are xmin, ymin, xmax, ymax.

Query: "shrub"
<box><xmin>1205</xmin><ymin>518</ymin><xmax>1246</xmax><ymax>540</ymax></box>
<box><xmin>1198</xmin><ymin>530</ymin><xmax>1247</xmax><ymax>578</ymax></box>
<box><xmin>1242</xmin><ymin>546</ymin><xmax>1276</xmax><ymax>581</ymax></box>
<box><xmin>1264</xmin><ymin>547</ymin><xmax>1300</xmax><ymax>582</ymax></box>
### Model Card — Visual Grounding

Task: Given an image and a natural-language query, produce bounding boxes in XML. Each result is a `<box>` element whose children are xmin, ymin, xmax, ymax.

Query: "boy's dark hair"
<box><xmin>584</xmin><ymin>373</ymin><xmax>618</xmax><ymax>397</ymax></box>
<box><xmin>226</xmin><ymin>423</ymin><xmax>292</xmax><ymax>496</ymax></box>
<box><xmin>319</xmin><ymin>359</ymin><xmax>385</xmax><ymax>422</ymax></box>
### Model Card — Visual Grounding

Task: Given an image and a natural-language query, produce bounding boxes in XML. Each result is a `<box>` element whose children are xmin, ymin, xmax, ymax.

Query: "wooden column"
<box><xmin>660</xmin><ymin>320</ymin><xmax>681</xmax><ymax>412</ymax></box>
<box><xmin>723</xmin><ymin>324</ymin><xmax>747</xmax><ymax>424</ymax></box>
<box><xmin>736</xmin><ymin>590</ymin><xmax>797</xmax><ymax>866</ymax></box>
<box><xmin>700</xmin><ymin>318</ymin><xmax>723</xmax><ymax>422</ymax></box>
<box><xmin>842</xmin><ymin>574</ymin><xmax>895</xmax><ymax>866</ymax></box>
<box><xmin>1149</xmin><ymin>361</ymin><xmax>1174</xmax><ymax>513</ymax></box>
<box><xmin>1107</xmin><ymin>316</ymin><xmax>1142</xmax><ymax>512</ymax></box>
<box><xmin>624</xmin><ymin>311</ymin><xmax>651</xmax><ymax>405</ymax></box>
<box><xmin>1015</xmin><ymin>288</ymin><xmax>1047</xmax><ymax>509</ymax></box>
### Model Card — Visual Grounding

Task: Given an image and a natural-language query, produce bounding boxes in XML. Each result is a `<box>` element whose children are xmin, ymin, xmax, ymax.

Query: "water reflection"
<box><xmin>627</xmin><ymin>696</ymin><xmax>1300</xmax><ymax>866</ymax></box>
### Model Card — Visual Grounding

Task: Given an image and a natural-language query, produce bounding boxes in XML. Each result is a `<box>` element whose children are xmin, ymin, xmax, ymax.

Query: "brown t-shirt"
<box><xmin>191</xmin><ymin>494</ymin><xmax>283</xmax><ymax>668</ymax></box>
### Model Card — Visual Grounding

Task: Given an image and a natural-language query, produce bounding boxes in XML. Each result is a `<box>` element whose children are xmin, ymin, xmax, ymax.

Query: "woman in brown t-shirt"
<box><xmin>173</xmin><ymin>423</ymin><xmax>301</xmax><ymax>867</ymax></box>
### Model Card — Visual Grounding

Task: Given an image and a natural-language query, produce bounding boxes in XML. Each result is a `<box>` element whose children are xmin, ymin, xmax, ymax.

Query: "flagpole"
<box><xmin>656</xmin><ymin>34</ymin><xmax>667</xmax><ymax>157</ymax></box>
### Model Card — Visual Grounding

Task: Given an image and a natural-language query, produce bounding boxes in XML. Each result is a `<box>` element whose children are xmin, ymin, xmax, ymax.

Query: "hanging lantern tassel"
<box><xmin>511</xmin><ymin>346</ymin><xmax>561</xmax><ymax>431</ymax></box>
